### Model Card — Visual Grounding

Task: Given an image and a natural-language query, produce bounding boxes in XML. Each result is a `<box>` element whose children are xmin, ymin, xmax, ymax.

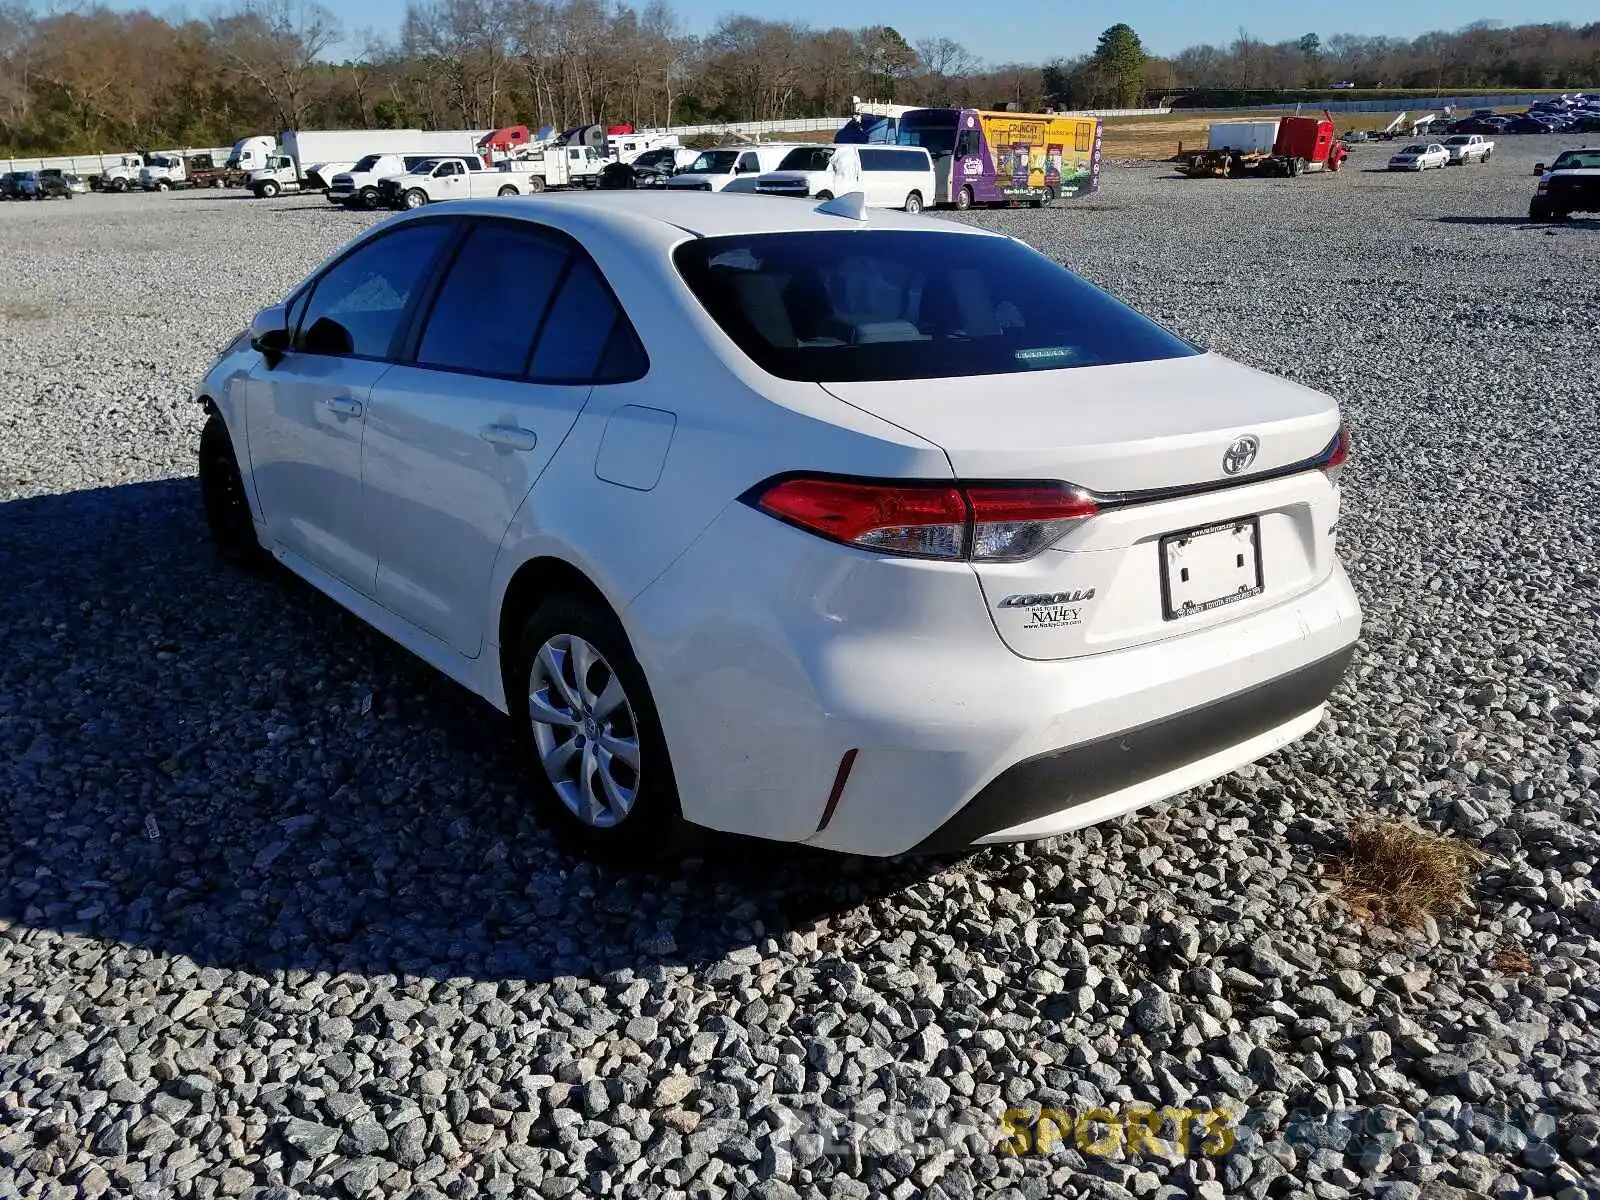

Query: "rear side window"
<box><xmin>415</xmin><ymin>223</ymin><xmax>570</xmax><ymax>377</ymax></box>
<box><xmin>860</xmin><ymin>149</ymin><xmax>923</xmax><ymax>171</ymax></box>
<box><xmin>674</xmin><ymin>230</ymin><xmax>1196</xmax><ymax>383</ymax></box>
<box><xmin>529</xmin><ymin>257</ymin><xmax>646</xmax><ymax>383</ymax></box>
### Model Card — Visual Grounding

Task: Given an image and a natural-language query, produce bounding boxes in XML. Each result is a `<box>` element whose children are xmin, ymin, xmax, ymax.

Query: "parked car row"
<box><xmin>0</xmin><ymin>169</ymin><xmax>82</xmax><ymax>199</ymax></box>
<box><xmin>1448</xmin><ymin>95</ymin><xmax>1600</xmax><ymax>137</ymax></box>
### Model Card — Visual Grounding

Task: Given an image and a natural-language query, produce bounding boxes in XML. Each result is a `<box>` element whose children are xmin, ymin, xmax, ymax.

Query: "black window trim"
<box><xmin>290</xmin><ymin>215</ymin><xmax>465</xmax><ymax>364</ymax></box>
<box><xmin>395</xmin><ymin>213</ymin><xmax>651</xmax><ymax>386</ymax></box>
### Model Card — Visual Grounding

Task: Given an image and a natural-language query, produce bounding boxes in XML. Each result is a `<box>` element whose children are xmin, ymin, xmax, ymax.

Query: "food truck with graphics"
<box><xmin>893</xmin><ymin>107</ymin><xmax>1101</xmax><ymax>209</ymax></box>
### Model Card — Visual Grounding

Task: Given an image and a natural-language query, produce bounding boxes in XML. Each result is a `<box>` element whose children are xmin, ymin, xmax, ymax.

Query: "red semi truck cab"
<box><xmin>1275</xmin><ymin>116</ymin><xmax>1345</xmax><ymax>171</ymax></box>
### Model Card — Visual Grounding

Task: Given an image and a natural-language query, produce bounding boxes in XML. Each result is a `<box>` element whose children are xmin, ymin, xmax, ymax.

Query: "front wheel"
<box><xmin>359</xmin><ymin>187</ymin><xmax>379</xmax><ymax>209</ymax></box>
<box><xmin>157</xmin><ymin>180</ymin><xmax>171</xmax><ymax>191</ymax></box>
<box><xmin>199</xmin><ymin>415</ymin><xmax>266</xmax><ymax>569</ymax></box>
<box><xmin>403</xmin><ymin>188</ymin><xmax>428</xmax><ymax>209</ymax></box>
<box><xmin>498</xmin><ymin>185</ymin><xmax>518</xmax><ymax>197</ymax></box>
<box><xmin>903</xmin><ymin>191</ymin><xmax>922</xmax><ymax>214</ymax></box>
<box><xmin>955</xmin><ymin>185</ymin><xmax>973</xmax><ymax>210</ymax></box>
<box><xmin>110</xmin><ymin>178</ymin><xmax>127</xmax><ymax>193</ymax></box>
<box><xmin>815</xmin><ymin>190</ymin><xmax>833</xmax><ymax>202</ymax></box>
<box><xmin>1043</xmin><ymin>184</ymin><xmax>1058</xmax><ymax>205</ymax></box>
<box><xmin>258</xmin><ymin>180</ymin><xmax>280</xmax><ymax>199</ymax></box>
<box><xmin>527</xmin><ymin>176</ymin><xmax>546</xmax><ymax>194</ymax></box>
<box><xmin>512</xmin><ymin>596</ymin><xmax>684</xmax><ymax>863</ymax></box>
<box><xmin>1483</xmin><ymin>149</ymin><xmax>1492</xmax><ymax>161</ymax></box>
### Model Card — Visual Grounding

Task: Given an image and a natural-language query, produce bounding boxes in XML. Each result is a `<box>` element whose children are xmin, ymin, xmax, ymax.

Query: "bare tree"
<box><xmin>211</xmin><ymin>0</ymin><xmax>342</xmax><ymax>132</ymax></box>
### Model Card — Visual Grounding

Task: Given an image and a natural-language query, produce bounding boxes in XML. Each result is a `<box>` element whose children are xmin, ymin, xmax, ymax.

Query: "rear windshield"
<box><xmin>1551</xmin><ymin>151</ymin><xmax>1600</xmax><ymax>170</ymax></box>
<box><xmin>673</xmin><ymin>230</ymin><xmax>1196</xmax><ymax>383</ymax></box>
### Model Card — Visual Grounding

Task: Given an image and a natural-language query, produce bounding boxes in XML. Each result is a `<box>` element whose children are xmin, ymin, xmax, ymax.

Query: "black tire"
<box><xmin>1043</xmin><ymin>184</ymin><xmax>1058</xmax><ymax>205</ymax></box>
<box><xmin>259</xmin><ymin>180</ymin><xmax>280</xmax><ymax>199</ymax></box>
<box><xmin>815</xmin><ymin>190</ymin><xmax>833</xmax><ymax>202</ymax></box>
<box><xmin>510</xmin><ymin>594</ymin><xmax>685</xmax><ymax>863</ymax></box>
<box><xmin>403</xmin><ymin>188</ymin><xmax>428</xmax><ymax>209</ymax></box>
<box><xmin>359</xmin><ymin>186</ymin><xmax>379</xmax><ymax>209</ymax></box>
<box><xmin>527</xmin><ymin>176</ymin><xmax>546</xmax><ymax>193</ymax></box>
<box><xmin>497</xmin><ymin>185</ymin><xmax>518</xmax><ymax>197</ymax></box>
<box><xmin>1529</xmin><ymin>199</ymin><xmax>1553</xmax><ymax>222</ymax></box>
<box><xmin>955</xmin><ymin>185</ymin><xmax>973</xmax><ymax>210</ymax></box>
<box><xmin>199</xmin><ymin>414</ymin><xmax>266</xmax><ymax>569</ymax></box>
<box><xmin>903</xmin><ymin>191</ymin><xmax>922</xmax><ymax>214</ymax></box>
<box><xmin>110</xmin><ymin>178</ymin><xmax>127</xmax><ymax>193</ymax></box>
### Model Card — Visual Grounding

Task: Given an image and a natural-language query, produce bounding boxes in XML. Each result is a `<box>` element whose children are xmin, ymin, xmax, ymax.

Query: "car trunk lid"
<box><xmin>820</xmin><ymin>353</ymin><xmax>1344</xmax><ymax>660</ymax></box>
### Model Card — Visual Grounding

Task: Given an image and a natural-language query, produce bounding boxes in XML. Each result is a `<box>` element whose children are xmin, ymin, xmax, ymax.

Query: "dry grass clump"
<box><xmin>1328</xmin><ymin>820</ymin><xmax>1485</xmax><ymax>927</ymax></box>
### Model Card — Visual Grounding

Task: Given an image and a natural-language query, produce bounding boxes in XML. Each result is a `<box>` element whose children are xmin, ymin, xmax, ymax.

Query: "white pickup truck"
<box><xmin>1442</xmin><ymin>134</ymin><xmax>1494</xmax><ymax>164</ymax></box>
<box><xmin>379</xmin><ymin>157</ymin><xmax>547</xmax><ymax>209</ymax></box>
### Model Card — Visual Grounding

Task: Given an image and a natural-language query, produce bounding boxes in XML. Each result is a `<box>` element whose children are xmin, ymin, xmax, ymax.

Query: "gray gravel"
<box><xmin>3</xmin><ymin>135</ymin><xmax>1599</xmax><ymax>1199</ymax></box>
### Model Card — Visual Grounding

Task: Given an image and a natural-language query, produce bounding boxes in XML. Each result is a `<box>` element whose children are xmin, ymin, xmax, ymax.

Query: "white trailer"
<box><xmin>1206</xmin><ymin>120</ymin><xmax>1281</xmax><ymax>155</ymax></box>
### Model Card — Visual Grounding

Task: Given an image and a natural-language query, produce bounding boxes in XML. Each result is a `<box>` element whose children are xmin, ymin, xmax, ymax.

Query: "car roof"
<box><xmin>407</xmin><ymin>191</ymin><xmax>1002</xmax><ymax>245</ymax></box>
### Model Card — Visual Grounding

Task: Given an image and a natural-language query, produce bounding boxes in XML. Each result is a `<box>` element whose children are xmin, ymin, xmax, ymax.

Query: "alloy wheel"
<box><xmin>527</xmin><ymin>634</ymin><xmax>641</xmax><ymax>828</ymax></box>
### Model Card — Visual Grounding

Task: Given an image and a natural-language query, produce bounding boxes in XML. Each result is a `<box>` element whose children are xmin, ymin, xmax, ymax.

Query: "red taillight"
<box><xmin>751</xmin><ymin>477</ymin><xmax>1098</xmax><ymax>562</ymax></box>
<box><xmin>1322</xmin><ymin>422</ymin><xmax>1350</xmax><ymax>486</ymax></box>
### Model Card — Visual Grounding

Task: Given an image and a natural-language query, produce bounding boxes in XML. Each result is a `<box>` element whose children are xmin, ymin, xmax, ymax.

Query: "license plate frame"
<box><xmin>1159</xmin><ymin>517</ymin><xmax>1265</xmax><ymax>621</ymax></box>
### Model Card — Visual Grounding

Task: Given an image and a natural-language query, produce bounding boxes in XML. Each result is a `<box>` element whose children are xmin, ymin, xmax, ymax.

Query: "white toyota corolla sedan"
<box><xmin>196</xmin><ymin>191</ymin><xmax>1361</xmax><ymax>860</ymax></box>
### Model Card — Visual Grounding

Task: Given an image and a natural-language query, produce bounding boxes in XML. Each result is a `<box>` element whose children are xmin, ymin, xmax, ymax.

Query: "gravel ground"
<box><xmin>2</xmin><ymin>135</ymin><xmax>1598</xmax><ymax>1200</ymax></box>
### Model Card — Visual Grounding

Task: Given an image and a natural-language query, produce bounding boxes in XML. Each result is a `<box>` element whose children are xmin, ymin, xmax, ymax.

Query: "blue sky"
<box><xmin>141</xmin><ymin>1</ymin><xmax>1592</xmax><ymax>64</ymax></box>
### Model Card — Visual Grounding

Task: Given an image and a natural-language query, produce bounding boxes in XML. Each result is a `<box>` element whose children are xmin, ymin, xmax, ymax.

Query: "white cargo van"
<box><xmin>666</xmin><ymin>144</ymin><xmax>803</xmax><ymax>192</ymax></box>
<box><xmin>754</xmin><ymin>144</ymin><xmax>935</xmax><ymax>211</ymax></box>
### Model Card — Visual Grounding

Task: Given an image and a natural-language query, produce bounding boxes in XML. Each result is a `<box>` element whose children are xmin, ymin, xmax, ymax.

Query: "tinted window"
<box><xmin>529</xmin><ymin>257</ymin><xmax>644</xmax><ymax>383</ymax></box>
<box><xmin>416</xmin><ymin>223</ymin><xmax>570</xmax><ymax>376</ymax></box>
<box><xmin>687</xmin><ymin>150</ymin><xmax>737</xmax><ymax>173</ymax></box>
<box><xmin>778</xmin><ymin>147</ymin><xmax>834</xmax><ymax>171</ymax></box>
<box><xmin>898</xmin><ymin>119</ymin><xmax>958</xmax><ymax>156</ymax></box>
<box><xmin>860</xmin><ymin>148</ymin><xmax>923</xmax><ymax>171</ymax></box>
<box><xmin>738</xmin><ymin>153</ymin><xmax>760</xmax><ymax>173</ymax></box>
<box><xmin>674</xmin><ymin>230</ymin><xmax>1197</xmax><ymax>384</ymax></box>
<box><xmin>298</xmin><ymin>222</ymin><xmax>454</xmax><ymax>359</ymax></box>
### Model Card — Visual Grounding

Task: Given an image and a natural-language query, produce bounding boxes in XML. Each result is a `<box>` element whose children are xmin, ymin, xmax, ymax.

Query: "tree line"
<box><xmin>0</xmin><ymin>0</ymin><xmax>1595</xmax><ymax>155</ymax></box>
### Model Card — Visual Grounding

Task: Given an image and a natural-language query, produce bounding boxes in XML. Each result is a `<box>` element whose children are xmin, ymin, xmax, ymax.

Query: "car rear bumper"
<box><xmin>629</xmin><ymin>502</ymin><xmax>1362</xmax><ymax>857</ymax></box>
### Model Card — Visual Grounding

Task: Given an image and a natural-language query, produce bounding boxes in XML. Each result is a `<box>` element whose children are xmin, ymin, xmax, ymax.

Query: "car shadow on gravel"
<box><xmin>1438</xmin><ymin>215</ymin><xmax>1600</xmax><ymax>229</ymax></box>
<box><xmin>0</xmin><ymin>480</ymin><xmax>972</xmax><ymax>984</ymax></box>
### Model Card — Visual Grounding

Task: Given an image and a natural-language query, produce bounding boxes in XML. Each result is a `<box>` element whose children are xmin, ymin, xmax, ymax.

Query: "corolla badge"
<box><xmin>1222</xmin><ymin>435</ymin><xmax>1260</xmax><ymax>475</ymax></box>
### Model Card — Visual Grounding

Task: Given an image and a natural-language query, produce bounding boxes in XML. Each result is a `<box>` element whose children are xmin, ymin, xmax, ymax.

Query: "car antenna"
<box><xmin>815</xmin><ymin>191</ymin><xmax>868</xmax><ymax>222</ymax></box>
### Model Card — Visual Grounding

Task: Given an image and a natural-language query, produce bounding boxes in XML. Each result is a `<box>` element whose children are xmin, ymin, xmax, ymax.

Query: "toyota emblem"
<box><xmin>1222</xmin><ymin>435</ymin><xmax>1260</xmax><ymax>475</ymax></box>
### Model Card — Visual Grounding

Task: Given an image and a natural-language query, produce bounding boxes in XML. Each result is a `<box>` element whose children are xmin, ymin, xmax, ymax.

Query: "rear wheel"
<box><xmin>403</xmin><ymin>188</ymin><xmax>428</xmax><ymax>209</ymax></box>
<box><xmin>511</xmin><ymin>595</ymin><xmax>684</xmax><ymax>863</ymax></box>
<box><xmin>497</xmin><ymin>184</ymin><xmax>518</xmax><ymax>197</ymax></box>
<box><xmin>527</xmin><ymin>176</ymin><xmax>546</xmax><ymax>194</ymax></box>
<box><xmin>199</xmin><ymin>414</ymin><xmax>265</xmax><ymax>569</ymax></box>
<box><xmin>1043</xmin><ymin>184</ymin><xmax>1058</xmax><ymax>205</ymax></box>
<box><xmin>815</xmin><ymin>190</ymin><xmax>833</xmax><ymax>202</ymax></box>
<box><xmin>903</xmin><ymin>191</ymin><xmax>922</xmax><ymax>214</ymax></box>
<box><xmin>955</xmin><ymin>185</ymin><xmax>973</xmax><ymax>210</ymax></box>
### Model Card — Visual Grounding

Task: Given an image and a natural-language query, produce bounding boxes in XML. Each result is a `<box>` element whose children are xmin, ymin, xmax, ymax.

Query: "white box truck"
<box><xmin>248</xmin><ymin>129</ymin><xmax>487</xmax><ymax>198</ymax></box>
<box><xmin>1206</xmin><ymin>120</ymin><xmax>1282</xmax><ymax>155</ymax></box>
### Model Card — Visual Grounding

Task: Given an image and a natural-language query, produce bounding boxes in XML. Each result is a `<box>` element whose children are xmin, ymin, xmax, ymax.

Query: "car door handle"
<box><xmin>323</xmin><ymin>396</ymin><xmax>364</xmax><ymax>418</ymax></box>
<box><xmin>479</xmin><ymin>423</ymin><xmax>537</xmax><ymax>451</ymax></box>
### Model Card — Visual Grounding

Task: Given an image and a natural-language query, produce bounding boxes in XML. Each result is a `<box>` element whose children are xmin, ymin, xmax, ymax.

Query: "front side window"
<box><xmin>415</xmin><ymin>223</ymin><xmax>570</xmax><ymax>377</ymax></box>
<box><xmin>737</xmin><ymin>153</ymin><xmax>759</xmax><ymax>173</ymax></box>
<box><xmin>686</xmin><ymin>150</ymin><xmax>737</xmax><ymax>174</ymax></box>
<box><xmin>297</xmin><ymin>222</ymin><xmax>455</xmax><ymax>359</ymax></box>
<box><xmin>777</xmin><ymin>147</ymin><xmax>834</xmax><ymax>172</ymax></box>
<box><xmin>674</xmin><ymin>230</ymin><xmax>1197</xmax><ymax>384</ymax></box>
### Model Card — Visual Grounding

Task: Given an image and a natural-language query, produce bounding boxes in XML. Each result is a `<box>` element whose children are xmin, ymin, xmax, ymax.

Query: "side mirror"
<box><xmin>249</xmin><ymin>303</ymin><xmax>290</xmax><ymax>364</ymax></box>
<box><xmin>1533</xmin><ymin>163</ymin><xmax>1545</xmax><ymax>174</ymax></box>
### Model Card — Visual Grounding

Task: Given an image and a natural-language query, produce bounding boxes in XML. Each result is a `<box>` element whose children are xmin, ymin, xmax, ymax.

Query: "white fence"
<box><xmin>1213</xmin><ymin>93</ymin><xmax>1558</xmax><ymax>115</ymax></box>
<box><xmin>663</xmin><ymin>107</ymin><xmax>1171</xmax><ymax>137</ymax></box>
<box><xmin>0</xmin><ymin>148</ymin><xmax>231</xmax><ymax>176</ymax></box>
